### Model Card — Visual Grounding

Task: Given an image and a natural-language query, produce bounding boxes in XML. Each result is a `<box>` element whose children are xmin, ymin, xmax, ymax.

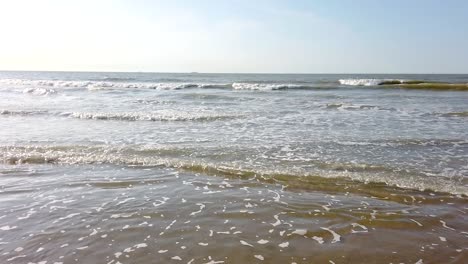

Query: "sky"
<box><xmin>0</xmin><ymin>0</ymin><xmax>467</xmax><ymax>73</ymax></box>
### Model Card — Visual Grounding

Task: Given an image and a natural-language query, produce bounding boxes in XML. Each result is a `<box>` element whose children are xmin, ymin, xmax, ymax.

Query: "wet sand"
<box><xmin>1</xmin><ymin>164</ymin><xmax>466</xmax><ymax>264</ymax></box>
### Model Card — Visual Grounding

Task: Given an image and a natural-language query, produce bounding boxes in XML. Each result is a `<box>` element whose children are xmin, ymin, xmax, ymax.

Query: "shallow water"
<box><xmin>0</xmin><ymin>72</ymin><xmax>467</xmax><ymax>263</ymax></box>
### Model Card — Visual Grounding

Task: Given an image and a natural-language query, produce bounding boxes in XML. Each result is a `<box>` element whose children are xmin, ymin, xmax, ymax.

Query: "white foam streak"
<box><xmin>0</xmin><ymin>78</ymin><xmax>230</xmax><ymax>90</ymax></box>
<box><xmin>320</xmin><ymin>227</ymin><xmax>341</xmax><ymax>243</ymax></box>
<box><xmin>339</xmin><ymin>79</ymin><xmax>408</xmax><ymax>86</ymax></box>
<box><xmin>68</xmin><ymin>111</ymin><xmax>239</xmax><ymax>122</ymax></box>
<box><xmin>232</xmin><ymin>82</ymin><xmax>303</xmax><ymax>90</ymax></box>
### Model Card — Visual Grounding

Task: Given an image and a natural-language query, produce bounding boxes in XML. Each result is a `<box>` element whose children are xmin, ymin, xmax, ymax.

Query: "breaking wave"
<box><xmin>0</xmin><ymin>79</ymin><xmax>232</xmax><ymax>90</ymax></box>
<box><xmin>339</xmin><ymin>79</ymin><xmax>385</xmax><ymax>86</ymax></box>
<box><xmin>232</xmin><ymin>83</ymin><xmax>312</xmax><ymax>90</ymax></box>
<box><xmin>339</xmin><ymin>79</ymin><xmax>468</xmax><ymax>90</ymax></box>
<box><xmin>0</xmin><ymin>79</ymin><xmax>321</xmax><ymax>91</ymax></box>
<box><xmin>1</xmin><ymin>145</ymin><xmax>466</xmax><ymax>195</ymax></box>
<box><xmin>338</xmin><ymin>79</ymin><xmax>426</xmax><ymax>86</ymax></box>
<box><xmin>2</xmin><ymin>78</ymin><xmax>467</xmax><ymax>91</ymax></box>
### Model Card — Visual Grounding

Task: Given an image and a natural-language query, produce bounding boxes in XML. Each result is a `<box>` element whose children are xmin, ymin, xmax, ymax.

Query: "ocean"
<box><xmin>0</xmin><ymin>71</ymin><xmax>467</xmax><ymax>263</ymax></box>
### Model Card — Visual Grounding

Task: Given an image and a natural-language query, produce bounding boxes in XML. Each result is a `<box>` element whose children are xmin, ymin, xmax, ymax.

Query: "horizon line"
<box><xmin>0</xmin><ymin>69</ymin><xmax>467</xmax><ymax>75</ymax></box>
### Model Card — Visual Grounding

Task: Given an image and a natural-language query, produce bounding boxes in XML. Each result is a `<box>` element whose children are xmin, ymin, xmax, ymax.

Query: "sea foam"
<box><xmin>338</xmin><ymin>79</ymin><xmax>396</xmax><ymax>86</ymax></box>
<box><xmin>0</xmin><ymin>79</ymin><xmax>230</xmax><ymax>90</ymax></box>
<box><xmin>1</xmin><ymin>145</ymin><xmax>466</xmax><ymax>195</ymax></box>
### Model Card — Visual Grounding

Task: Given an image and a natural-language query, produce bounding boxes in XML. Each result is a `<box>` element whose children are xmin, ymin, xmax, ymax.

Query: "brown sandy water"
<box><xmin>1</xmin><ymin>164</ymin><xmax>466</xmax><ymax>264</ymax></box>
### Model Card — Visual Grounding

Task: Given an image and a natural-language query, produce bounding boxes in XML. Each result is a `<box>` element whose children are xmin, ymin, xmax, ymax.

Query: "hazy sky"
<box><xmin>1</xmin><ymin>0</ymin><xmax>467</xmax><ymax>73</ymax></box>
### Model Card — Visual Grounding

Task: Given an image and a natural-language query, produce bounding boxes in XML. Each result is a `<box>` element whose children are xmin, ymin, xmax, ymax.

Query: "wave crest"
<box><xmin>337</xmin><ymin>79</ymin><xmax>426</xmax><ymax>86</ymax></box>
<box><xmin>339</xmin><ymin>79</ymin><xmax>468</xmax><ymax>90</ymax></box>
<box><xmin>0</xmin><ymin>79</ymin><xmax>231</xmax><ymax>90</ymax></box>
<box><xmin>0</xmin><ymin>79</ymin><xmax>315</xmax><ymax>91</ymax></box>
<box><xmin>339</xmin><ymin>79</ymin><xmax>387</xmax><ymax>86</ymax></box>
<box><xmin>232</xmin><ymin>83</ymin><xmax>308</xmax><ymax>90</ymax></box>
<box><xmin>338</xmin><ymin>79</ymin><xmax>428</xmax><ymax>86</ymax></box>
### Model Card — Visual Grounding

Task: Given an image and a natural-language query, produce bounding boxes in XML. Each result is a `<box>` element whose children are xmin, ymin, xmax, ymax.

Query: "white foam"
<box><xmin>410</xmin><ymin>219</ymin><xmax>423</xmax><ymax>227</ymax></box>
<box><xmin>268</xmin><ymin>190</ymin><xmax>282</xmax><ymax>203</ymax></box>
<box><xmin>440</xmin><ymin>220</ymin><xmax>455</xmax><ymax>231</ymax></box>
<box><xmin>153</xmin><ymin>197</ymin><xmax>170</xmax><ymax>207</ymax></box>
<box><xmin>203</xmin><ymin>261</ymin><xmax>224</xmax><ymax>264</ymax></box>
<box><xmin>240</xmin><ymin>240</ymin><xmax>254</xmax><ymax>247</ymax></box>
<box><xmin>116</xmin><ymin>197</ymin><xmax>135</xmax><ymax>205</ymax></box>
<box><xmin>321</xmin><ymin>227</ymin><xmax>341</xmax><ymax>243</ymax></box>
<box><xmin>7</xmin><ymin>255</ymin><xmax>26</xmax><ymax>261</ymax></box>
<box><xmin>53</xmin><ymin>213</ymin><xmax>80</xmax><ymax>223</ymax></box>
<box><xmin>68</xmin><ymin>111</ymin><xmax>239</xmax><ymax>122</ymax></box>
<box><xmin>339</xmin><ymin>79</ymin><xmax>387</xmax><ymax>86</ymax></box>
<box><xmin>0</xmin><ymin>225</ymin><xmax>17</xmax><ymax>231</ymax></box>
<box><xmin>0</xmin><ymin>78</ymin><xmax>316</xmax><ymax>91</ymax></box>
<box><xmin>2</xmin><ymin>145</ymin><xmax>466</xmax><ymax>195</ymax></box>
<box><xmin>110</xmin><ymin>212</ymin><xmax>137</xmax><ymax>218</ymax></box>
<box><xmin>14</xmin><ymin>247</ymin><xmax>24</xmax><ymax>252</ymax></box>
<box><xmin>271</xmin><ymin>213</ymin><xmax>282</xmax><ymax>226</ymax></box>
<box><xmin>312</xmin><ymin>236</ymin><xmax>324</xmax><ymax>244</ymax></box>
<box><xmin>190</xmin><ymin>203</ymin><xmax>205</xmax><ymax>216</ymax></box>
<box><xmin>291</xmin><ymin>229</ymin><xmax>307</xmax><ymax>236</ymax></box>
<box><xmin>165</xmin><ymin>220</ymin><xmax>177</xmax><ymax>230</ymax></box>
<box><xmin>0</xmin><ymin>78</ymin><xmax>230</xmax><ymax>90</ymax></box>
<box><xmin>351</xmin><ymin>223</ymin><xmax>368</xmax><ymax>233</ymax></box>
<box><xmin>23</xmin><ymin>87</ymin><xmax>57</xmax><ymax>95</ymax></box>
<box><xmin>232</xmin><ymin>82</ymin><xmax>303</xmax><ymax>90</ymax></box>
<box><xmin>278</xmin><ymin>241</ymin><xmax>289</xmax><ymax>248</ymax></box>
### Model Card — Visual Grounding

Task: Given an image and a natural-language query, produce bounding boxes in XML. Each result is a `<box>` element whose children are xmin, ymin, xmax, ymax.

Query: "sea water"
<box><xmin>0</xmin><ymin>72</ymin><xmax>467</xmax><ymax>263</ymax></box>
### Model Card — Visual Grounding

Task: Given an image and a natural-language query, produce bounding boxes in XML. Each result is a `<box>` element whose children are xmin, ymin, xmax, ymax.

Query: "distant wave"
<box><xmin>3</xmin><ymin>78</ymin><xmax>467</xmax><ymax>91</ymax></box>
<box><xmin>339</xmin><ymin>79</ymin><xmax>468</xmax><ymax>90</ymax></box>
<box><xmin>232</xmin><ymin>83</ymin><xmax>311</xmax><ymax>90</ymax></box>
<box><xmin>339</xmin><ymin>79</ymin><xmax>385</xmax><ymax>86</ymax></box>
<box><xmin>1</xmin><ymin>144</ymin><xmax>466</xmax><ymax>195</ymax></box>
<box><xmin>0</xmin><ymin>79</ymin><xmax>231</xmax><ymax>90</ymax></box>
<box><xmin>338</xmin><ymin>79</ymin><xmax>426</xmax><ymax>86</ymax></box>
<box><xmin>0</xmin><ymin>78</ymin><xmax>318</xmax><ymax>91</ymax></box>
